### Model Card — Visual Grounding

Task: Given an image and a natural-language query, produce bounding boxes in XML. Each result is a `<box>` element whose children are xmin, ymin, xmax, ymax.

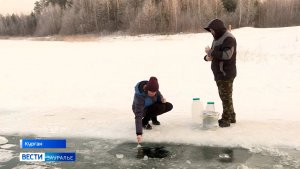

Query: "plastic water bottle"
<box><xmin>203</xmin><ymin>101</ymin><xmax>219</xmax><ymax>130</ymax></box>
<box><xmin>206</xmin><ymin>101</ymin><xmax>215</xmax><ymax>111</ymax></box>
<box><xmin>191</xmin><ymin>98</ymin><xmax>204</xmax><ymax>124</ymax></box>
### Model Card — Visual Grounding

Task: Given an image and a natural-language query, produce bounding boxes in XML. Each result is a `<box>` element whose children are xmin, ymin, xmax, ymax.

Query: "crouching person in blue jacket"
<box><xmin>132</xmin><ymin>76</ymin><xmax>173</xmax><ymax>143</ymax></box>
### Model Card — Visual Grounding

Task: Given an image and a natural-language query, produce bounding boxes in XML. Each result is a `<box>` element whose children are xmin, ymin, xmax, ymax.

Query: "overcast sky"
<box><xmin>0</xmin><ymin>0</ymin><xmax>36</xmax><ymax>15</ymax></box>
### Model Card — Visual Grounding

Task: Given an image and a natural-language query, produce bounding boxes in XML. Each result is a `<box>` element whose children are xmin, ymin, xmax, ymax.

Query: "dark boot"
<box><xmin>218</xmin><ymin>119</ymin><xmax>230</xmax><ymax>127</ymax></box>
<box><xmin>152</xmin><ymin>121</ymin><xmax>160</xmax><ymax>125</ymax></box>
<box><xmin>142</xmin><ymin>118</ymin><xmax>152</xmax><ymax>130</ymax></box>
<box><xmin>230</xmin><ymin>113</ymin><xmax>236</xmax><ymax>123</ymax></box>
<box><xmin>143</xmin><ymin>123</ymin><xmax>152</xmax><ymax>130</ymax></box>
<box><xmin>151</xmin><ymin>116</ymin><xmax>161</xmax><ymax>125</ymax></box>
<box><xmin>230</xmin><ymin>118</ymin><xmax>236</xmax><ymax>123</ymax></box>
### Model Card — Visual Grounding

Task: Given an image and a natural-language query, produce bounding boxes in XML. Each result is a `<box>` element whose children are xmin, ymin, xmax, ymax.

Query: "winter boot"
<box><xmin>152</xmin><ymin>121</ymin><xmax>160</xmax><ymax>125</ymax></box>
<box><xmin>142</xmin><ymin>118</ymin><xmax>152</xmax><ymax>130</ymax></box>
<box><xmin>218</xmin><ymin>119</ymin><xmax>230</xmax><ymax>127</ymax></box>
<box><xmin>230</xmin><ymin>113</ymin><xmax>236</xmax><ymax>123</ymax></box>
<box><xmin>230</xmin><ymin>118</ymin><xmax>236</xmax><ymax>123</ymax></box>
<box><xmin>151</xmin><ymin>116</ymin><xmax>161</xmax><ymax>125</ymax></box>
<box><xmin>143</xmin><ymin>124</ymin><xmax>152</xmax><ymax>130</ymax></box>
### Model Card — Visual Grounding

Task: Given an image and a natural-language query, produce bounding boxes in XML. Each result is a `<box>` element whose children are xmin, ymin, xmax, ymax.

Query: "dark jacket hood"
<box><xmin>204</xmin><ymin>19</ymin><xmax>227</xmax><ymax>39</ymax></box>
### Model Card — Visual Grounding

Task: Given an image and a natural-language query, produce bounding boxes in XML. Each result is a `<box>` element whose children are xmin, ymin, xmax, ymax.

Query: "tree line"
<box><xmin>0</xmin><ymin>0</ymin><xmax>300</xmax><ymax>36</ymax></box>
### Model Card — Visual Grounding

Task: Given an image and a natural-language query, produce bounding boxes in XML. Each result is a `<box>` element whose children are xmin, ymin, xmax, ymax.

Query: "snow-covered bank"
<box><xmin>0</xmin><ymin>27</ymin><xmax>300</xmax><ymax>149</ymax></box>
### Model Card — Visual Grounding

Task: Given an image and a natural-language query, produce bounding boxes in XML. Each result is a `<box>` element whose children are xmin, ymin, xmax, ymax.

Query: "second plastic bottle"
<box><xmin>203</xmin><ymin>101</ymin><xmax>219</xmax><ymax>129</ymax></box>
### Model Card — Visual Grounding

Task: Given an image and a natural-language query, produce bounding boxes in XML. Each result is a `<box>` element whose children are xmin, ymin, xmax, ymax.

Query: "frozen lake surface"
<box><xmin>1</xmin><ymin>26</ymin><xmax>300</xmax><ymax>168</ymax></box>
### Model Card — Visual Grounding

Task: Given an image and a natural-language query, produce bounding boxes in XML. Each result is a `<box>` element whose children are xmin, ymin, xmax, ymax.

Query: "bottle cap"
<box><xmin>207</xmin><ymin>101</ymin><xmax>214</xmax><ymax>104</ymax></box>
<box><xmin>193</xmin><ymin>98</ymin><xmax>200</xmax><ymax>101</ymax></box>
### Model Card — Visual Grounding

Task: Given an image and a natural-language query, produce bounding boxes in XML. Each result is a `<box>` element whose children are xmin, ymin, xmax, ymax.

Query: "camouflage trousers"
<box><xmin>216</xmin><ymin>78</ymin><xmax>235</xmax><ymax>122</ymax></box>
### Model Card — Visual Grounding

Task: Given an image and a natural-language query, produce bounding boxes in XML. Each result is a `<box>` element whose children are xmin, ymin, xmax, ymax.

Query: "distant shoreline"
<box><xmin>0</xmin><ymin>34</ymin><xmax>102</xmax><ymax>42</ymax></box>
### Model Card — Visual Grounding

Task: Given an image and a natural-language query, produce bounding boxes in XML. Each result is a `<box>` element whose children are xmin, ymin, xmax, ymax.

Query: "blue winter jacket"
<box><xmin>132</xmin><ymin>80</ymin><xmax>163</xmax><ymax>135</ymax></box>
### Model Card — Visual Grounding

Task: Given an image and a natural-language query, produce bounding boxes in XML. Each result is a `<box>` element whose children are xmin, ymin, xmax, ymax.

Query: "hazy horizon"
<box><xmin>0</xmin><ymin>0</ymin><xmax>36</xmax><ymax>15</ymax></box>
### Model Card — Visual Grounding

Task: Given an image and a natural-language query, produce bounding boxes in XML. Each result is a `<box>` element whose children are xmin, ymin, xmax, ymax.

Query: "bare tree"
<box><xmin>35</xmin><ymin>4</ymin><xmax>62</xmax><ymax>36</ymax></box>
<box><xmin>0</xmin><ymin>15</ymin><xmax>6</xmax><ymax>35</ymax></box>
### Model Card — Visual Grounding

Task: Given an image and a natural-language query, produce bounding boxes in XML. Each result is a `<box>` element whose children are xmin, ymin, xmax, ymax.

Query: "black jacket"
<box><xmin>204</xmin><ymin>19</ymin><xmax>237</xmax><ymax>81</ymax></box>
<box><xmin>132</xmin><ymin>81</ymin><xmax>163</xmax><ymax>135</ymax></box>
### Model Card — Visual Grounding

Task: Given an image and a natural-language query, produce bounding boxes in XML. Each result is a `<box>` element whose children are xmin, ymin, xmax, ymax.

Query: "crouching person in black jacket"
<box><xmin>132</xmin><ymin>76</ymin><xmax>173</xmax><ymax>143</ymax></box>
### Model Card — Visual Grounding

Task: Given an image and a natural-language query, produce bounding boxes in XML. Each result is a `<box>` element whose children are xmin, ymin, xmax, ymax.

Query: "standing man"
<box><xmin>132</xmin><ymin>76</ymin><xmax>173</xmax><ymax>143</ymax></box>
<box><xmin>203</xmin><ymin>19</ymin><xmax>237</xmax><ymax>127</ymax></box>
